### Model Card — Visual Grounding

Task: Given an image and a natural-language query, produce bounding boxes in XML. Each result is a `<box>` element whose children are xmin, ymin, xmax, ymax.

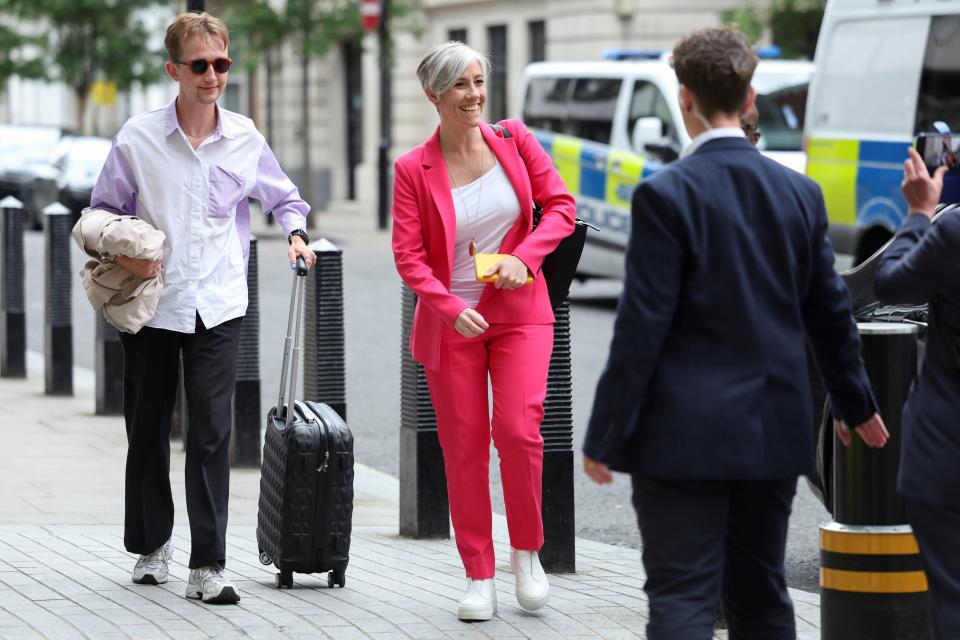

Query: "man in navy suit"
<box><xmin>582</xmin><ymin>27</ymin><xmax>890</xmax><ymax>640</ymax></box>
<box><xmin>875</xmin><ymin>148</ymin><xmax>958</xmax><ymax>637</ymax></box>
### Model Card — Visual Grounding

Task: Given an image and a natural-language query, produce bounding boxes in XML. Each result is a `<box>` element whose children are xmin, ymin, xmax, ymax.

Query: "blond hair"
<box><xmin>164</xmin><ymin>12</ymin><xmax>230</xmax><ymax>62</ymax></box>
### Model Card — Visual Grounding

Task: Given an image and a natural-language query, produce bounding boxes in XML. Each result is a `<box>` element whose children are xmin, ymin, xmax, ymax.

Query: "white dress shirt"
<box><xmin>88</xmin><ymin>99</ymin><xmax>309</xmax><ymax>333</ymax></box>
<box><xmin>680</xmin><ymin>126</ymin><xmax>747</xmax><ymax>159</ymax></box>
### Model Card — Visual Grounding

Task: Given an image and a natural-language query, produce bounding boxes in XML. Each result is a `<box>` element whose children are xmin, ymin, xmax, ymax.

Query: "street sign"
<box><xmin>91</xmin><ymin>80</ymin><xmax>117</xmax><ymax>106</ymax></box>
<box><xmin>360</xmin><ymin>0</ymin><xmax>381</xmax><ymax>33</ymax></box>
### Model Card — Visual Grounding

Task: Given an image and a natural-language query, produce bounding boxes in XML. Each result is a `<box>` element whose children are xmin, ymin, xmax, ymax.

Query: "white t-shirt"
<box><xmin>450</xmin><ymin>162</ymin><xmax>522</xmax><ymax>308</ymax></box>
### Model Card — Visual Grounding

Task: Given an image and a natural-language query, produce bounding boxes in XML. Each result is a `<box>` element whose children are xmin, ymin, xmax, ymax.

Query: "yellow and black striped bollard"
<box><xmin>820</xmin><ymin>523</ymin><xmax>934</xmax><ymax>638</ymax></box>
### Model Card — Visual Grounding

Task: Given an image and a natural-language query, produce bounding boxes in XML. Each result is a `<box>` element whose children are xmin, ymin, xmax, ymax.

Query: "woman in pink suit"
<box><xmin>391</xmin><ymin>42</ymin><xmax>576</xmax><ymax>621</ymax></box>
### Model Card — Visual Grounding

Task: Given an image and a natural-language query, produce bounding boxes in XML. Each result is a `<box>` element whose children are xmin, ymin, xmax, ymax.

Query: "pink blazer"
<box><xmin>392</xmin><ymin>119</ymin><xmax>577</xmax><ymax>371</ymax></box>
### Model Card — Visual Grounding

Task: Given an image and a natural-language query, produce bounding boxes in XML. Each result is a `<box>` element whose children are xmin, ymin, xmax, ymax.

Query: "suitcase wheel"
<box><xmin>328</xmin><ymin>570</ymin><xmax>346</xmax><ymax>589</ymax></box>
<box><xmin>258</xmin><ymin>551</ymin><xmax>273</xmax><ymax>566</ymax></box>
<box><xmin>275</xmin><ymin>571</ymin><xmax>294</xmax><ymax>589</ymax></box>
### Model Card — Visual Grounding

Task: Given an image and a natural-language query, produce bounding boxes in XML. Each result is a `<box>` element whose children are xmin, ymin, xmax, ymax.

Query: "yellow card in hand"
<box><xmin>474</xmin><ymin>253</ymin><xmax>534</xmax><ymax>284</ymax></box>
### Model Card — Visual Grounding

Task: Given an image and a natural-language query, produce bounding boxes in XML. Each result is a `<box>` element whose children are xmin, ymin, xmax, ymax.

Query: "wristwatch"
<box><xmin>287</xmin><ymin>228</ymin><xmax>309</xmax><ymax>245</ymax></box>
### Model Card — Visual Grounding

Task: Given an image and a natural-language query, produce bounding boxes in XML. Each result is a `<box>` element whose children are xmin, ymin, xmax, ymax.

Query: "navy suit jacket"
<box><xmin>875</xmin><ymin>211</ymin><xmax>960</xmax><ymax>507</ymax></box>
<box><xmin>583</xmin><ymin>137</ymin><xmax>877</xmax><ymax>478</ymax></box>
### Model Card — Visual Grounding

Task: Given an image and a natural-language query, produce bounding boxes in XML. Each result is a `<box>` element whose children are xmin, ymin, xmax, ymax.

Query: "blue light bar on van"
<box><xmin>601</xmin><ymin>49</ymin><xmax>666</xmax><ymax>60</ymax></box>
<box><xmin>756</xmin><ymin>45</ymin><xmax>782</xmax><ymax>59</ymax></box>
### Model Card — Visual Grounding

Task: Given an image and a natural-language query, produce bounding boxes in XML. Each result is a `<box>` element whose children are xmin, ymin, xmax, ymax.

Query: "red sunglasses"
<box><xmin>173</xmin><ymin>57</ymin><xmax>233</xmax><ymax>75</ymax></box>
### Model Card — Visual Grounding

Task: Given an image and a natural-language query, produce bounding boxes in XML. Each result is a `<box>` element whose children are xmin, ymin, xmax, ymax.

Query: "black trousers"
<box><xmin>904</xmin><ymin>496</ymin><xmax>960</xmax><ymax>639</ymax></box>
<box><xmin>120</xmin><ymin>314</ymin><xmax>241</xmax><ymax>569</ymax></box>
<box><xmin>631</xmin><ymin>474</ymin><xmax>798</xmax><ymax>640</ymax></box>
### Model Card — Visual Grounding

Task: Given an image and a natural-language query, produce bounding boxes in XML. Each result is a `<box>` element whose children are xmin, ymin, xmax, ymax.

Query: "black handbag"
<box><xmin>532</xmin><ymin>205</ymin><xmax>593</xmax><ymax>310</ymax></box>
<box><xmin>490</xmin><ymin>123</ymin><xmax>594</xmax><ymax>310</ymax></box>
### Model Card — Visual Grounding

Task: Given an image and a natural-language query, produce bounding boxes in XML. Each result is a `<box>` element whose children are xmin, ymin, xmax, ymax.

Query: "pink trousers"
<box><xmin>425</xmin><ymin>323</ymin><xmax>554</xmax><ymax>579</ymax></box>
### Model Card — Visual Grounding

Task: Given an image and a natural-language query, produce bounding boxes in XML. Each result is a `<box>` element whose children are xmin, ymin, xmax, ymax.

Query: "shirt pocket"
<box><xmin>207</xmin><ymin>165</ymin><xmax>247</xmax><ymax>219</ymax></box>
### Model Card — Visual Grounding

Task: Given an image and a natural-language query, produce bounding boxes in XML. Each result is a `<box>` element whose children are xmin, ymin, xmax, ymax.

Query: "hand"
<box><xmin>116</xmin><ymin>254</ymin><xmax>162</xmax><ymax>279</ymax></box>
<box><xmin>834</xmin><ymin>412</ymin><xmax>889</xmax><ymax>448</ymax></box>
<box><xmin>454</xmin><ymin>308</ymin><xmax>489</xmax><ymax>338</ymax></box>
<box><xmin>902</xmin><ymin>147</ymin><xmax>948</xmax><ymax>218</ymax></box>
<box><xmin>288</xmin><ymin>236</ymin><xmax>316</xmax><ymax>270</ymax></box>
<box><xmin>583</xmin><ymin>456</ymin><xmax>613</xmax><ymax>484</ymax></box>
<box><xmin>483</xmin><ymin>255</ymin><xmax>530</xmax><ymax>290</ymax></box>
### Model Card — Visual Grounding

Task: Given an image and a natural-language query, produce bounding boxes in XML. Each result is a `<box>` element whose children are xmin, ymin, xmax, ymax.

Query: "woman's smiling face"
<box><xmin>430</xmin><ymin>60</ymin><xmax>486</xmax><ymax>128</ymax></box>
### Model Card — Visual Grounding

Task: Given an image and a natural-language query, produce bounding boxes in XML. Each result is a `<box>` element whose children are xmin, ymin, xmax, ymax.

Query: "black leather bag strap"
<box><xmin>491</xmin><ymin>123</ymin><xmax>543</xmax><ymax>226</ymax></box>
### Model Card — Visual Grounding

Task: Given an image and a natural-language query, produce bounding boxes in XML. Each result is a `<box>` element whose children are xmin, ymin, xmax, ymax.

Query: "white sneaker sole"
<box><xmin>457</xmin><ymin>598</ymin><xmax>496</xmax><ymax>621</ymax></box>
<box><xmin>185</xmin><ymin>585</ymin><xmax>240</xmax><ymax>604</ymax></box>
<box><xmin>132</xmin><ymin>572</ymin><xmax>167</xmax><ymax>585</ymax></box>
<box><xmin>516</xmin><ymin>586</ymin><xmax>550</xmax><ymax>611</ymax></box>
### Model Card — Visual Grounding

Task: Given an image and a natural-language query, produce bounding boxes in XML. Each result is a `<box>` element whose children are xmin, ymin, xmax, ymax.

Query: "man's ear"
<box><xmin>679</xmin><ymin>84</ymin><xmax>693</xmax><ymax>113</ymax></box>
<box><xmin>741</xmin><ymin>86</ymin><xmax>757</xmax><ymax>115</ymax></box>
<box><xmin>164</xmin><ymin>60</ymin><xmax>180</xmax><ymax>82</ymax></box>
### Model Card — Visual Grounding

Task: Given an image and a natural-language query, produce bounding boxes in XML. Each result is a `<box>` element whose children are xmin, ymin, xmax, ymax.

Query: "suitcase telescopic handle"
<box><xmin>277</xmin><ymin>256</ymin><xmax>309</xmax><ymax>426</ymax></box>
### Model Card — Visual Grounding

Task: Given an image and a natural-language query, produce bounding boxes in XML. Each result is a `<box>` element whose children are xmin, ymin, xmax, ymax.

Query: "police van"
<box><xmin>805</xmin><ymin>0</ymin><xmax>960</xmax><ymax>265</ymax></box>
<box><xmin>521</xmin><ymin>52</ymin><xmax>814</xmax><ymax>279</ymax></box>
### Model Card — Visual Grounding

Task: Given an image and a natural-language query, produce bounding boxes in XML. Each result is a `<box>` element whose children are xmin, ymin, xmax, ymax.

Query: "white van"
<box><xmin>805</xmin><ymin>0</ymin><xmax>960</xmax><ymax>265</ymax></box>
<box><xmin>521</xmin><ymin>54</ymin><xmax>814</xmax><ymax>279</ymax></box>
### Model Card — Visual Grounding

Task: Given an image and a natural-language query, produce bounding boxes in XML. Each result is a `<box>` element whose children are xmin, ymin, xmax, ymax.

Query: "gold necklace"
<box><xmin>183</xmin><ymin>119</ymin><xmax>216</xmax><ymax>140</ymax></box>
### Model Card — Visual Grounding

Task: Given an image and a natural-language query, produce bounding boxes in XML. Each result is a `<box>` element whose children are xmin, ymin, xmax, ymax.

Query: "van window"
<box><xmin>523</xmin><ymin>77</ymin><xmax>571</xmax><ymax>133</ymax></box>
<box><xmin>628</xmin><ymin>81</ymin><xmax>675</xmax><ymax>143</ymax></box>
<box><xmin>566</xmin><ymin>78</ymin><xmax>622</xmax><ymax>144</ymax></box>
<box><xmin>811</xmin><ymin>17</ymin><xmax>928</xmax><ymax>137</ymax></box>
<box><xmin>915</xmin><ymin>15</ymin><xmax>960</xmax><ymax>135</ymax></box>
<box><xmin>756</xmin><ymin>84</ymin><xmax>807</xmax><ymax>151</ymax></box>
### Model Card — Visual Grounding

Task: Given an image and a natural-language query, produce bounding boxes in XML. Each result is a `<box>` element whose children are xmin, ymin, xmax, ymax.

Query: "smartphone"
<box><xmin>914</xmin><ymin>132</ymin><xmax>960</xmax><ymax>174</ymax></box>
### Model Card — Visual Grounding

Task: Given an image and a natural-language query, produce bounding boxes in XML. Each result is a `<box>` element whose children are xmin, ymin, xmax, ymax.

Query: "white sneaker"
<box><xmin>131</xmin><ymin>538</ymin><xmax>173</xmax><ymax>585</ymax></box>
<box><xmin>185</xmin><ymin>566</ymin><xmax>240</xmax><ymax>604</ymax></box>
<box><xmin>511</xmin><ymin>548</ymin><xmax>550</xmax><ymax>611</ymax></box>
<box><xmin>457</xmin><ymin>578</ymin><xmax>497</xmax><ymax>621</ymax></box>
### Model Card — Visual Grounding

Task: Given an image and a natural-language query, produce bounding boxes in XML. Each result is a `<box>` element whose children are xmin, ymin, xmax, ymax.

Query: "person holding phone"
<box><xmin>874</xmin><ymin>148</ymin><xmax>959</xmax><ymax>636</ymax></box>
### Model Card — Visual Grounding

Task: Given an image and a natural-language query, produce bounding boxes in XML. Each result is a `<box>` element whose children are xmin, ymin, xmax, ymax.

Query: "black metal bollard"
<box><xmin>44</xmin><ymin>203</ymin><xmax>72</xmax><ymax>396</ymax></box>
<box><xmin>95</xmin><ymin>313</ymin><xmax>124</xmax><ymax>414</ymax></box>
<box><xmin>232</xmin><ymin>237</ymin><xmax>261</xmax><ymax>467</ymax></box>
<box><xmin>398</xmin><ymin>284</ymin><xmax>450</xmax><ymax>539</ymax></box>
<box><xmin>1</xmin><ymin>196</ymin><xmax>26</xmax><ymax>378</ymax></box>
<box><xmin>540</xmin><ymin>299</ymin><xmax>576</xmax><ymax>573</ymax></box>
<box><xmin>820</xmin><ymin>322</ymin><xmax>935</xmax><ymax>639</ymax></box>
<box><xmin>303</xmin><ymin>239</ymin><xmax>347</xmax><ymax>420</ymax></box>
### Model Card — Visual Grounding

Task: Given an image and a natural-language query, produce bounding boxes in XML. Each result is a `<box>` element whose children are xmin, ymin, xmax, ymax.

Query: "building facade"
<box><xmin>2</xmin><ymin>0</ymin><xmax>767</xmax><ymax>215</ymax></box>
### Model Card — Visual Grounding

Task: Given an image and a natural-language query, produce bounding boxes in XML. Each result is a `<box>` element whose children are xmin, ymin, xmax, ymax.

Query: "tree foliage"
<box><xmin>225</xmin><ymin>0</ymin><xmax>421</xmax><ymax>67</ymax></box>
<box><xmin>0</xmin><ymin>0</ymin><xmax>167</xmax><ymax>121</ymax></box>
<box><xmin>722</xmin><ymin>0</ymin><xmax>825</xmax><ymax>59</ymax></box>
<box><xmin>0</xmin><ymin>22</ymin><xmax>45</xmax><ymax>89</ymax></box>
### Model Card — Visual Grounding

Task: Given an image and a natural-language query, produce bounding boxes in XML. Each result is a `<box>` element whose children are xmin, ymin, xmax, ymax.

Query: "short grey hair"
<box><xmin>416</xmin><ymin>41</ymin><xmax>491</xmax><ymax>97</ymax></box>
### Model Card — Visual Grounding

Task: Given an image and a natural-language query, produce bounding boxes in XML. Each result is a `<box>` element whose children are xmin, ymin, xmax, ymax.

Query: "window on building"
<box><xmin>566</xmin><ymin>77</ymin><xmax>621</xmax><ymax>144</ymax></box>
<box><xmin>915</xmin><ymin>14</ymin><xmax>960</xmax><ymax>134</ymax></box>
<box><xmin>448</xmin><ymin>28</ymin><xmax>467</xmax><ymax>44</ymax></box>
<box><xmin>487</xmin><ymin>25</ymin><xmax>508</xmax><ymax>122</ymax></box>
<box><xmin>528</xmin><ymin>21</ymin><xmax>545</xmax><ymax>63</ymax></box>
<box><xmin>523</xmin><ymin>77</ymin><xmax>570</xmax><ymax>132</ymax></box>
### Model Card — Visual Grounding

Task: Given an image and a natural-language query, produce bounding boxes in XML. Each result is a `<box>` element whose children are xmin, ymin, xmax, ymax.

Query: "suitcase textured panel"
<box><xmin>255</xmin><ymin>260</ymin><xmax>355</xmax><ymax>589</ymax></box>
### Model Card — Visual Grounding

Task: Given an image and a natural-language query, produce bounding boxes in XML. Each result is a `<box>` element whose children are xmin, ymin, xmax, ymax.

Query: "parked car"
<box><xmin>0</xmin><ymin>124</ymin><xmax>68</xmax><ymax>215</ymax></box>
<box><xmin>25</xmin><ymin>136</ymin><xmax>112</xmax><ymax>227</ymax></box>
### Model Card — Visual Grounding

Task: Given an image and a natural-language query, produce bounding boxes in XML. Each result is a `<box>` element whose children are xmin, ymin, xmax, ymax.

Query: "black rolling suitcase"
<box><xmin>256</xmin><ymin>257</ymin><xmax>354</xmax><ymax>589</ymax></box>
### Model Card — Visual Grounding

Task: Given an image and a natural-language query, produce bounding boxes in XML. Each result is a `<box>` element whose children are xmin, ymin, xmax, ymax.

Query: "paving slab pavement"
<box><xmin>0</xmin><ymin>370</ymin><xmax>822</xmax><ymax>639</ymax></box>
